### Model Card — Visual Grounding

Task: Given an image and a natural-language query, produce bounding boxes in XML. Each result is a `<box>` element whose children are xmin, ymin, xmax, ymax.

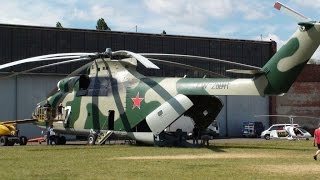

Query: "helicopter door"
<box><xmin>108</xmin><ymin>110</ymin><xmax>114</xmax><ymax>130</ymax></box>
<box><xmin>63</xmin><ymin>106</ymin><xmax>71</xmax><ymax>128</ymax></box>
<box><xmin>286</xmin><ymin>126</ymin><xmax>298</xmax><ymax>137</ymax></box>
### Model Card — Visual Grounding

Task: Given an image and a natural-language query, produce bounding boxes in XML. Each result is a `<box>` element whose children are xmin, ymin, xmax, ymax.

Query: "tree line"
<box><xmin>55</xmin><ymin>18</ymin><xmax>167</xmax><ymax>34</ymax></box>
<box><xmin>56</xmin><ymin>18</ymin><xmax>111</xmax><ymax>30</ymax></box>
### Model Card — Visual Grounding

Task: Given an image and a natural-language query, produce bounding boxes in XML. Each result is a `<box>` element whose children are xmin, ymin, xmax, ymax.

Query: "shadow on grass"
<box><xmin>206</xmin><ymin>145</ymin><xmax>226</xmax><ymax>152</ymax></box>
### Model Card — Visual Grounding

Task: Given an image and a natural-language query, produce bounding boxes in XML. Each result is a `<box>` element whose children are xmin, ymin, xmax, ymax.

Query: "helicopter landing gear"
<box><xmin>52</xmin><ymin>135</ymin><xmax>66</xmax><ymax>145</ymax></box>
<box><xmin>87</xmin><ymin>134</ymin><xmax>96</xmax><ymax>145</ymax></box>
<box><xmin>59</xmin><ymin>136</ymin><xmax>66</xmax><ymax>145</ymax></box>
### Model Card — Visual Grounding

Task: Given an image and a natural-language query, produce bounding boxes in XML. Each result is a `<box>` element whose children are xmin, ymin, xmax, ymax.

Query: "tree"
<box><xmin>96</xmin><ymin>18</ymin><xmax>111</xmax><ymax>31</ymax></box>
<box><xmin>56</xmin><ymin>22</ymin><xmax>63</xmax><ymax>28</ymax></box>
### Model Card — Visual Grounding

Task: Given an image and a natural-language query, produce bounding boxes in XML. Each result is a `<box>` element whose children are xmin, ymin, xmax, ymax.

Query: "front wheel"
<box><xmin>87</xmin><ymin>134</ymin><xmax>96</xmax><ymax>145</ymax></box>
<box><xmin>264</xmin><ymin>134</ymin><xmax>270</xmax><ymax>140</ymax></box>
<box><xmin>54</xmin><ymin>136</ymin><xmax>60</xmax><ymax>145</ymax></box>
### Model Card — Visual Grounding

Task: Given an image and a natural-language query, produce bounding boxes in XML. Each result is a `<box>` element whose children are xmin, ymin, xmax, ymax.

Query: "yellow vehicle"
<box><xmin>0</xmin><ymin>119</ymin><xmax>36</xmax><ymax>146</ymax></box>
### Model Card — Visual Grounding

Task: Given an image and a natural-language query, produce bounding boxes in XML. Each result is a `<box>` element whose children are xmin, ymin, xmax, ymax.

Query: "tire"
<box><xmin>0</xmin><ymin>136</ymin><xmax>8</xmax><ymax>146</ymax></box>
<box><xmin>19</xmin><ymin>136</ymin><xmax>28</xmax><ymax>145</ymax></box>
<box><xmin>54</xmin><ymin>136</ymin><xmax>60</xmax><ymax>145</ymax></box>
<box><xmin>264</xmin><ymin>134</ymin><xmax>271</xmax><ymax>140</ymax></box>
<box><xmin>59</xmin><ymin>136</ymin><xmax>66</xmax><ymax>145</ymax></box>
<box><xmin>87</xmin><ymin>134</ymin><xmax>96</xmax><ymax>145</ymax></box>
<box><xmin>7</xmin><ymin>141</ymin><xmax>15</xmax><ymax>146</ymax></box>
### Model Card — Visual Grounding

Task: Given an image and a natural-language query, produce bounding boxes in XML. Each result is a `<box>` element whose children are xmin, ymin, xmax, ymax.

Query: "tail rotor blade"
<box><xmin>274</xmin><ymin>1</ymin><xmax>311</xmax><ymax>22</ymax></box>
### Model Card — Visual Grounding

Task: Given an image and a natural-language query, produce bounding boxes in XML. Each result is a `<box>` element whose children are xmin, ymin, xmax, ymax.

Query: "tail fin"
<box><xmin>261</xmin><ymin>22</ymin><xmax>320</xmax><ymax>95</ymax></box>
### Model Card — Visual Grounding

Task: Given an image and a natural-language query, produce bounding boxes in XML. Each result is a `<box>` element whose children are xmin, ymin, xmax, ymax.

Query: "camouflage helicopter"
<box><xmin>1</xmin><ymin>1</ymin><xmax>320</xmax><ymax>146</ymax></box>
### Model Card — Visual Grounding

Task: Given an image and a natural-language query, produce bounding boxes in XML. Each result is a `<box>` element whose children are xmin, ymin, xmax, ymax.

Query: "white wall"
<box><xmin>0</xmin><ymin>74</ymin><xmax>64</xmax><ymax>138</ymax></box>
<box><xmin>220</xmin><ymin>96</ymin><xmax>269</xmax><ymax>137</ymax></box>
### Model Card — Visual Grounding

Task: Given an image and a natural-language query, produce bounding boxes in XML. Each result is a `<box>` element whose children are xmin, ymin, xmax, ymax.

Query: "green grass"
<box><xmin>0</xmin><ymin>139</ymin><xmax>320</xmax><ymax>180</ymax></box>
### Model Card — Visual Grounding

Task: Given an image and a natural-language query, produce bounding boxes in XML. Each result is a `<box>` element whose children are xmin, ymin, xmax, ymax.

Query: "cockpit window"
<box><xmin>79</xmin><ymin>75</ymin><xmax>90</xmax><ymax>90</ymax></box>
<box><xmin>76</xmin><ymin>75</ymin><xmax>90</xmax><ymax>96</ymax></box>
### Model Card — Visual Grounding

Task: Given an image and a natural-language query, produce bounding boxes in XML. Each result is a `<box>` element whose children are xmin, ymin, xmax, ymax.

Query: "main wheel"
<box><xmin>87</xmin><ymin>134</ymin><xmax>96</xmax><ymax>145</ymax></box>
<box><xmin>59</xmin><ymin>136</ymin><xmax>66</xmax><ymax>145</ymax></box>
<box><xmin>0</xmin><ymin>136</ymin><xmax>8</xmax><ymax>146</ymax></box>
<box><xmin>19</xmin><ymin>136</ymin><xmax>28</xmax><ymax>145</ymax></box>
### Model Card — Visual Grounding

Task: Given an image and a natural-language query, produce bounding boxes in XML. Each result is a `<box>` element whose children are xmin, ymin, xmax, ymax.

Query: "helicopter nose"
<box><xmin>31</xmin><ymin>104</ymin><xmax>40</xmax><ymax>120</ymax></box>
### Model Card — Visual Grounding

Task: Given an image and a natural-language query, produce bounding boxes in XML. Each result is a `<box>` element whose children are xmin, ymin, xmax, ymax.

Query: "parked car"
<box><xmin>260</xmin><ymin>124</ymin><xmax>299</xmax><ymax>140</ymax></box>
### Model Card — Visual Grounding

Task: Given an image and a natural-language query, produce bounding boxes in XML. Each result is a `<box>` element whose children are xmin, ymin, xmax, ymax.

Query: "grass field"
<box><xmin>0</xmin><ymin>139</ymin><xmax>319</xmax><ymax>180</ymax></box>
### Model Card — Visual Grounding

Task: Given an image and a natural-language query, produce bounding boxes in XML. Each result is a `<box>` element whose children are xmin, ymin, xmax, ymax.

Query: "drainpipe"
<box><xmin>15</xmin><ymin>75</ymin><xmax>18</xmax><ymax>120</ymax></box>
<box><xmin>225</xmin><ymin>96</ymin><xmax>228</xmax><ymax>137</ymax></box>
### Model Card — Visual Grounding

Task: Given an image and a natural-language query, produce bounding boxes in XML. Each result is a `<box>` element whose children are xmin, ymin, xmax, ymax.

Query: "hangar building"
<box><xmin>0</xmin><ymin>24</ymin><xmax>277</xmax><ymax>137</ymax></box>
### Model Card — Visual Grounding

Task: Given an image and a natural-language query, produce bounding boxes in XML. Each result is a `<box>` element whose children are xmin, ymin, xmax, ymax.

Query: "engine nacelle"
<box><xmin>146</xmin><ymin>94</ymin><xmax>193</xmax><ymax>135</ymax></box>
<box><xmin>57</xmin><ymin>77</ymin><xmax>78</xmax><ymax>92</ymax></box>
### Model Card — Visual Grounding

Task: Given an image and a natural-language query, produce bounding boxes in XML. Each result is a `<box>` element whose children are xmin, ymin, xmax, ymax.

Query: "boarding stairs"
<box><xmin>95</xmin><ymin>130</ymin><xmax>113</xmax><ymax>145</ymax></box>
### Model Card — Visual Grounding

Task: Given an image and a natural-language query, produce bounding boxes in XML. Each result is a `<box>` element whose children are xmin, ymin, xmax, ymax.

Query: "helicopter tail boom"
<box><xmin>258</xmin><ymin>2</ymin><xmax>320</xmax><ymax>95</ymax></box>
<box><xmin>260</xmin><ymin>24</ymin><xmax>320</xmax><ymax>95</ymax></box>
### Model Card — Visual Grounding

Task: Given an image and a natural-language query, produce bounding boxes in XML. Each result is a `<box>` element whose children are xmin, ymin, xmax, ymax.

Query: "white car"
<box><xmin>260</xmin><ymin>124</ymin><xmax>299</xmax><ymax>140</ymax></box>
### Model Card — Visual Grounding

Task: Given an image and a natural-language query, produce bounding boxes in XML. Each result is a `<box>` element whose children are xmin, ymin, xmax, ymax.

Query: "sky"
<box><xmin>1</xmin><ymin>0</ymin><xmax>320</xmax><ymax>59</ymax></box>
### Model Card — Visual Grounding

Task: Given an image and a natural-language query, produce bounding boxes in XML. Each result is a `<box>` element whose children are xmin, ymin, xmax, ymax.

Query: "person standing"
<box><xmin>43</xmin><ymin>100</ymin><xmax>52</xmax><ymax>120</ymax></box>
<box><xmin>46</xmin><ymin>126</ymin><xmax>51</xmax><ymax>145</ymax></box>
<box><xmin>49</xmin><ymin>125</ymin><xmax>56</xmax><ymax>145</ymax></box>
<box><xmin>193</xmin><ymin>125</ymin><xmax>199</xmax><ymax>145</ymax></box>
<box><xmin>57</xmin><ymin>103</ymin><xmax>64</xmax><ymax>120</ymax></box>
<box><xmin>313</xmin><ymin>123</ymin><xmax>320</xmax><ymax>160</ymax></box>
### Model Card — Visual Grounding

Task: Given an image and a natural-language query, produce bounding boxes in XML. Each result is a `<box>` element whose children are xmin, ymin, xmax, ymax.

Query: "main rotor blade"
<box><xmin>66</xmin><ymin>61</ymin><xmax>93</xmax><ymax>78</ymax></box>
<box><xmin>255</xmin><ymin>114</ymin><xmax>320</xmax><ymax>119</ymax></box>
<box><xmin>0</xmin><ymin>57</ymin><xmax>91</xmax><ymax>80</ymax></box>
<box><xmin>149</xmin><ymin>58</ymin><xmax>227</xmax><ymax>78</ymax></box>
<box><xmin>274</xmin><ymin>1</ymin><xmax>311</xmax><ymax>22</ymax></box>
<box><xmin>113</xmin><ymin>50</ymin><xmax>160</xmax><ymax>69</ymax></box>
<box><xmin>0</xmin><ymin>53</ymin><xmax>94</xmax><ymax>70</ymax></box>
<box><xmin>140</xmin><ymin>53</ymin><xmax>261</xmax><ymax>70</ymax></box>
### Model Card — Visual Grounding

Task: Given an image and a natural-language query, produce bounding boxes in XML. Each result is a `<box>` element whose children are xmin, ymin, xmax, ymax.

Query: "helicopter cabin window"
<box><xmin>86</xmin><ymin>77</ymin><xmax>110</xmax><ymax>96</ymax></box>
<box><xmin>76</xmin><ymin>75</ymin><xmax>90</xmax><ymax>96</ymax></box>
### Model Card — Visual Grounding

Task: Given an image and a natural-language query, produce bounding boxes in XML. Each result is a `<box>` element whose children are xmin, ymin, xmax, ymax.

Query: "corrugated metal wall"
<box><xmin>0</xmin><ymin>24</ymin><xmax>275</xmax><ymax>78</ymax></box>
<box><xmin>0</xmin><ymin>74</ymin><xmax>64</xmax><ymax>137</ymax></box>
<box><xmin>218</xmin><ymin>96</ymin><xmax>269</xmax><ymax>137</ymax></box>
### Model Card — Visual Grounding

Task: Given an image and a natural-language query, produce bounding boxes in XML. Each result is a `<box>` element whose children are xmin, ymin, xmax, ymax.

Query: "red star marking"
<box><xmin>131</xmin><ymin>92</ymin><xmax>144</xmax><ymax>109</ymax></box>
